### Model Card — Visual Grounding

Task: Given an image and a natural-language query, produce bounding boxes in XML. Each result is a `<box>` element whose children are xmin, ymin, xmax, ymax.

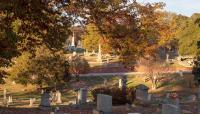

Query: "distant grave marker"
<box><xmin>56</xmin><ymin>90</ymin><xmax>62</xmax><ymax>104</ymax></box>
<box><xmin>162</xmin><ymin>104</ymin><xmax>181</xmax><ymax>114</ymax></box>
<box><xmin>8</xmin><ymin>96</ymin><xmax>13</xmax><ymax>103</ymax></box>
<box><xmin>93</xmin><ymin>94</ymin><xmax>112</xmax><ymax>114</ymax></box>
<box><xmin>135</xmin><ymin>84</ymin><xmax>149</xmax><ymax>101</ymax></box>
<box><xmin>39</xmin><ymin>91</ymin><xmax>51</xmax><ymax>110</ymax></box>
<box><xmin>77</xmin><ymin>88</ymin><xmax>88</xmax><ymax>104</ymax></box>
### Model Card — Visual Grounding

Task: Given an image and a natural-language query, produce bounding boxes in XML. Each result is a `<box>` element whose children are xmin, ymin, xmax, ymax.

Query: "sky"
<box><xmin>138</xmin><ymin>0</ymin><xmax>200</xmax><ymax>17</ymax></box>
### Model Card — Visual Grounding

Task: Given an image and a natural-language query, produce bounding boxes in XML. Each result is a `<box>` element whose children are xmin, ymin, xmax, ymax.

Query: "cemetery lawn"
<box><xmin>0</xmin><ymin>73</ymin><xmax>196</xmax><ymax>108</ymax></box>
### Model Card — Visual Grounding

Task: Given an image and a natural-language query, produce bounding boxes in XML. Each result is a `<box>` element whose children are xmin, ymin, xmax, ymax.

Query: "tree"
<box><xmin>0</xmin><ymin>0</ymin><xmax>71</xmax><ymax>81</ymax></box>
<box><xmin>68</xmin><ymin>55</ymin><xmax>90</xmax><ymax>81</ymax></box>
<box><xmin>136</xmin><ymin>58</ymin><xmax>170</xmax><ymax>90</ymax></box>
<box><xmin>82</xmin><ymin>23</ymin><xmax>112</xmax><ymax>54</ymax></box>
<box><xmin>82</xmin><ymin>23</ymin><xmax>101</xmax><ymax>52</ymax></box>
<box><xmin>175</xmin><ymin>13</ymin><xmax>200</xmax><ymax>56</ymax></box>
<box><xmin>69</xmin><ymin>1</ymin><xmax>175</xmax><ymax>67</ymax></box>
<box><xmin>0</xmin><ymin>0</ymin><xmax>177</xmax><ymax>82</ymax></box>
<box><xmin>11</xmin><ymin>46</ymin><xmax>67</xmax><ymax>88</ymax></box>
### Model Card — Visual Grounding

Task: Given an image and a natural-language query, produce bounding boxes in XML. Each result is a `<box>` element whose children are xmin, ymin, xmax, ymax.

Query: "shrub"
<box><xmin>91</xmin><ymin>86</ymin><xmax>136</xmax><ymax>105</ymax></box>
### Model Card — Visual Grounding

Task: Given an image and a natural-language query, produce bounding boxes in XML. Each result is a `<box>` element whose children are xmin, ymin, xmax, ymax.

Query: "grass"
<box><xmin>0</xmin><ymin>73</ymin><xmax>196</xmax><ymax>107</ymax></box>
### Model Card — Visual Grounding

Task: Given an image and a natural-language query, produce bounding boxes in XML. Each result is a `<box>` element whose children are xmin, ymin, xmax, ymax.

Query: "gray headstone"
<box><xmin>77</xmin><ymin>88</ymin><xmax>87</xmax><ymax>104</ymax></box>
<box><xmin>147</xmin><ymin>94</ymin><xmax>152</xmax><ymax>101</ymax></box>
<box><xmin>162</xmin><ymin>104</ymin><xmax>181</xmax><ymax>114</ymax></box>
<box><xmin>39</xmin><ymin>92</ymin><xmax>51</xmax><ymax>110</ymax></box>
<box><xmin>135</xmin><ymin>84</ymin><xmax>149</xmax><ymax>101</ymax></box>
<box><xmin>166</xmin><ymin>93</ymin><xmax>170</xmax><ymax>99</ymax></box>
<box><xmin>187</xmin><ymin>95</ymin><xmax>196</xmax><ymax>102</ymax></box>
<box><xmin>97</xmin><ymin>94</ymin><xmax>112</xmax><ymax>113</ymax></box>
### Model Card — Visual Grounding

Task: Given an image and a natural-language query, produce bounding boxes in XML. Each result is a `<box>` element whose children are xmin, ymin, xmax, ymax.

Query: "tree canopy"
<box><xmin>0</xmin><ymin>0</ymin><xmax>177</xmax><ymax>83</ymax></box>
<box><xmin>174</xmin><ymin>13</ymin><xmax>200</xmax><ymax>56</ymax></box>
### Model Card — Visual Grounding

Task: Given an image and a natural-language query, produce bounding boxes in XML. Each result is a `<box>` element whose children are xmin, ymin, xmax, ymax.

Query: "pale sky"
<box><xmin>138</xmin><ymin>0</ymin><xmax>200</xmax><ymax>17</ymax></box>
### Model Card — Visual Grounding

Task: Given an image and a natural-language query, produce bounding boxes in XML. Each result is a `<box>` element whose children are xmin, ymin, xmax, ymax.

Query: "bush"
<box><xmin>91</xmin><ymin>86</ymin><xmax>136</xmax><ymax>105</ymax></box>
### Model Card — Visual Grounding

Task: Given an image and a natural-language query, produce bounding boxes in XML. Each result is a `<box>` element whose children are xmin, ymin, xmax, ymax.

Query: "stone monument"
<box><xmin>93</xmin><ymin>94</ymin><xmax>112</xmax><ymax>114</ymax></box>
<box><xmin>118</xmin><ymin>76</ymin><xmax>127</xmax><ymax>96</ymax></box>
<box><xmin>135</xmin><ymin>84</ymin><xmax>149</xmax><ymax>101</ymax></box>
<box><xmin>162</xmin><ymin>104</ymin><xmax>181</xmax><ymax>114</ymax></box>
<box><xmin>8</xmin><ymin>96</ymin><xmax>12</xmax><ymax>103</ymax></box>
<box><xmin>77</xmin><ymin>88</ymin><xmax>88</xmax><ymax>104</ymax></box>
<box><xmin>39</xmin><ymin>91</ymin><xmax>51</xmax><ymax>110</ymax></box>
<box><xmin>97</xmin><ymin>44</ymin><xmax>102</xmax><ymax>62</ymax></box>
<box><xmin>56</xmin><ymin>90</ymin><xmax>62</xmax><ymax>104</ymax></box>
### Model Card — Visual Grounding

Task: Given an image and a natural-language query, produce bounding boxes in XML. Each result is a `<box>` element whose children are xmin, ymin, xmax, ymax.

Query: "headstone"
<box><xmin>166</xmin><ymin>93</ymin><xmax>170</xmax><ymax>99</ymax></box>
<box><xmin>96</xmin><ymin>94</ymin><xmax>112</xmax><ymax>113</ymax></box>
<box><xmin>72</xmin><ymin>51</ymin><xmax>77</xmax><ymax>56</ymax></box>
<box><xmin>147</xmin><ymin>94</ymin><xmax>152</xmax><ymax>101</ymax></box>
<box><xmin>39</xmin><ymin>92</ymin><xmax>51</xmax><ymax>110</ymax></box>
<box><xmin>166</xmin><ymin>54</ymin><xmax>169</xmax><ymax>62</ymax></box>
<box><xmin>135</xmin><ymin>84</ymin><xmax>149</xmax><ymax>101</ymax></box>
<box><xmin>162</xmin><ymin>104</ymin><xmax>181</xmax><ymax>114</ymax></box>
<box><xmin>106</xmin><ymin>58</ymin><xmax>109</xmax><ymax>63</ymax></box>
<box><xmin>178</xmin><ymin>70</ymin><xmax>183</xmax><ymax>77</ymax></box>
<box><xmin>56</xmin><ymin>91</ymin><xmax>62</xmax><ymax>104</ymax></box>
<box><xmin>29</xmin><ymin>98</ymin><xmax>36</xmax><ymax>107</ymax></box>
<box><xmin>8</xmin><ymin>96</ymin><xmax>12</xmax><ymax>103</ymax></box>
<box><xmin>118</xmin><ymin>77</ymin><xmax>127</xmax><ymax>96</ymax></box>
<box><xmin>103</xmin><ymin>78</ymin><xmax>107</xmax><ymax>86</ymax></box>
<box><xmin>71</xmin><ymin>31</ymin><xmax>75</xmax><ymax>47</ymax></box>
<box><xmin>97</xmin><ymin>44</ymin><xmax>102</xmax><ymax>62</ymax></box>
<box><xmin>54</xmin><ymin>107</ymin><xmax>60</xmax><ymax>114</ymax></box>
<box><xmin>3</xmin><ymin>88</ymin><xmax>7</xmax><ymax>100</ymax></box>
<box><xmin>41</xmin><ymin>89</ymin><xmax>44</xmax><ymax>94</ymax></box>
<box><xmin>77</xmin><ymin>88</ymin><xmax>87</xmax><ymax>104</ymax></box>
<box><xmin>187</xmin><ymin>95</ymin><xmax>196</xmax><ymax>102</ymax></box>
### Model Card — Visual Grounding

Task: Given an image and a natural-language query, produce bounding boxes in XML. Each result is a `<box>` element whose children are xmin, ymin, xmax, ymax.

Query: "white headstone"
<box><xmin>41</xmin><ymin>89</ymin><xmax>44</xmax><ymax>94</ymax></box>
<box><xmin>97</xmin><ymin>94</ymin><xmax>112</xmax><ymax>113</ymax></box>
<box><xmin>56</xmin><ymin>91</ymin><xmax>62</xmax><ymax>104</ymax></box>
<box><xmin>178</xmin><ymin>70</ymin><xmax>183</xmax><ymax>77</ymax></box>
<box><xmin>97</xmin><ymin>44</ymin><xmax>102</xmax><ymax>62</ymax></box>
<box><xmin>118</xmin><ymin>79</ymin><xmax>123</xmax><ymax>88</ymax></box>
<box><xmin>106</xmin><ymin>58</ymin><xmax>109</xmax><ymax>63</ymax></box>
<box><xmin>72</xmin><ymin>51</ymin><xmax>77</xmax><ymax>56</ymax></box>
<box><xmin>3</xmin><ymin>88</ymin><xmax>6</xmax><ymax>100</ymax></box>
<box><xmin>71</xmin><ymin>31</ymin><xmax>75</xmax><ymax>47</ymax></box>
<box><xmin>77</xmin><ymin>88</ymin><xmax>87</xmax><ymax>104</ymax></box>
<box><xmin>29</xmin><ymin>98</ymin><xmax>35</xmax><ymax>107</ymax></box>
<box><xmin>8</xmin><ymin>96</ymin><xmax>12</xmax><ymax>103</ymax></box>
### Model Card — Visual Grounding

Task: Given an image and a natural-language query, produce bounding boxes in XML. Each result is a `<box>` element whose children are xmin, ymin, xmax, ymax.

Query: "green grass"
<box><xmin>0</xmin><ymin>74</ymin><xmax>195</xmax><ymax>107</ymax></box>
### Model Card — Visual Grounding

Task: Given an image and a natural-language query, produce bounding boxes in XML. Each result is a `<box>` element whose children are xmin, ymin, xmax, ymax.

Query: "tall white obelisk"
<box><xmin>98</xmin><ymin>44</ymin><xmax>102</xmax><ymax>62</ymax></box>
<box><xmin>71</xmin><ymin>31</ymin><xmax>75</xmax><ymax>47</ymax></box>
<box><xmin>71</xmin><ymin>31</ymin><xmax>76</xmax><ymax>56</ymax></box>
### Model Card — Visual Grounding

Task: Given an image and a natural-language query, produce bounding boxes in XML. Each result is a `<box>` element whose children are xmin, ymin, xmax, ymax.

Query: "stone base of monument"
<box><xmin>93</xmin><ymin>109</ymin><xmax>113</xmax><ymax>114</ymax></box>
<box><xmin>39</xmin><ymin>105</ymin><xmax>51</xmax><ymax>110</ymax></box>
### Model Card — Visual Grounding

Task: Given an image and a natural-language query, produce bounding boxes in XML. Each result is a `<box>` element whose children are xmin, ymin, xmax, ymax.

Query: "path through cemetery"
<box><xmin>79</xmin><ymin>70</ymin><xmax>192</xmax><ymax>77</ymax></box>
